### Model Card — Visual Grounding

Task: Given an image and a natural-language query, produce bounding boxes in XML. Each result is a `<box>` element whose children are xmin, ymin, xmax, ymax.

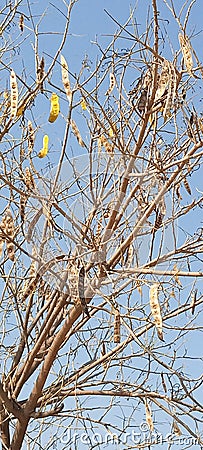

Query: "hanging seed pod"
<box><xmin>155</xmin><ymin>59</ymin><xmax>170</xmax><ymax>102</ymax></box>
<box><xmin>21</xmin><ymin>272</ymin><xmax>41</xmax><ymax>302</ymax></box>
<box><xmin>19</xmin><ymin>14</ymin><xmax>24</xmax><ymax>32</ymax></box>
<box><xmin>97</xmin><ymin>136</ymin><xmax>102</xmax><ymax>154</ymax></box>
<box><xmin>125</xmin><ymin>243</ymin><xmax>133</xmax><ymax>266</ymax></box>
<box><xmin>114</xmin><ymin>310</ymin><xmax>120</xmax><ymax>343</ymax></box>
<box><xmin>137</xmin><ymin>88</ymin><xmax>148</xmax><ymax>113</ymax></box>
<box><xmin>183</xmin><ymin>176</ymin><xmax>191</xmax><ymax>195</ymax></box>
<box><xmin>191</xmin><ymin>289</ymin><xmax>197</xmax><ymax>315</ymax></box>
<box><xmin>149</xmin><ymin>283</ymin><xmax>163</xmax><ymax>341</ymax></box>
<box><xmin>105</xmin><ymin>73</ymin><xmax>116</xmax><ymax>96</ymax></box>
<box><xmin>173</xmin><ymin>264</ymin><xmax>182</xmax><ymax>287</ymax></box>
<box><xmin>101</xmin><ymin>342</ymin><xmax>107</xmax><ymax>369</ymax></box>
<box><xmin>60</xmin><ymin>54</ymin><xmax>72</xmax><ymax>103</ymax></box>
<box><xmin>153</xmin><ymin>211</ymin><xmax>164</xmax><ymax>232</ymax></box>
<box><xmin>10</xmin><ymin>69</ymin><xmax>18</xmax><ymax>119</ymax></box>
<box><xmin>161</xmin><ymin>372</ymin><xmax>167</xmax><ymax>393</ymax></box>
<box><xmin>37</xmin><ymin>57</ymin><xmax>45</xmax><ymax>92</ymax></box>
<box><xmin>27</xmin><ymin>120</ymin><xmax>35</xmax><ymax>152</ymax></box>
<box><xmin>0</xmin><ymin>217</ymin><xmax>5</xmax><ymax>258</ymax></box>
<box><xmin>95</xmin><ymin>216</ymin><xmax>102</xmax><ymax>242</ymax></box>
<box><xmin>100</xmin><ymin>134</ymin><xmax>114</xmax><ymax>156</ymax></box>
<box><xmin>163</xmin><ymin>63</ymin><xmax>176</xmax><ymax>122</ymax></box>
<box><xmin>78</xmin><ymin>266</ymin><xmax>89</xmax><ymax>317</ymax></box>
<box><xmin>81</xmin><ymin>98</ymin><xmax>87</xmax><ymax>110</ymax></box>
<box><xmin>26</xmin><ymin>207</ymin><xmax>43</xmax><ymax>243</ymax></box>
<box><xmin>136</xmin><ymin>280</ymin><xmax>142</xmax><ymax>295</ymax></box>
<box><xmin>4</xmin><ymin>209</ymin><xmax>15</xmax><ymax>261</ymax></box>
<box><xmin>38</xmin><ymin>134</ymin><xmax>49</xmax><ymax>158</ymax></box>
<box><xmin>145</xmin><ymin>399</ymin><xmax>154</xmax><ymax>432</ymax></box>
<box><xmin>20</xmin><ymin>192</ymin><xmax>27</xmax><ymax>224</ymax></box>
<box><xmin>48</xmin><ymin>93</ymin><xmax>60</xmax><ymax>123</ymax></box>
<box><xmin>179</xmin><ymin>33</ymin><xmax>193</xmax><ymax>77</ymax></box>
<box><xmin>68</xmin><ymin>259</ymin><xmax>79</xmax><ymax>305</ymax></box>
<box><xmin>25</xmin><ymin>167</ymin><xmax>35</xmax><ymax>191</ymax></box>
<box><xmin>173</xmin><ymin>421</ymin><xmax>182</xmax><ymax>436</ymax></box>
<box><xmin>71</xmin><ymin>120</ymin><xmax>85</xmax><ymax>147</ymax></box>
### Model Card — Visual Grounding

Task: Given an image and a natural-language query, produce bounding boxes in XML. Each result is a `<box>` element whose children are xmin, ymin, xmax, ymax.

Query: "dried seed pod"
<box><xmin>37</xmin><ymin>57</ymin><xmax>45</xmax><ymax>92</ymax></box>
<box><xmin>161</xmin><ymin>372</ymin><xmax>167</xmax><ymax>393</ymax></box>
<box><xmin>153</xmin><ymin>211</ymin><xmax>164</xmax><ymax>232</ymax></box>
<box><xmin>4</xmin><ymin>209</ymin><xmax>15</xmax><ymax>261</ymax></box>
<box><xmin>173</xmin><ymin>421</ymin><xmax>182</xmax><ymax>436</ymax></box>
<box><xmin>105</xmin><ymin>73</ymin><xmax>116</xmax><ymax>96</ymax></box>
<box><xmin>78</xmin><ymin>266</ymin><xmax>89</xmax><ymax>317</ymax></box>
<box><xmin>155</xmin><ymin>59</ymin><xmax>170</xmax><ymax>101</ymax></box>
<box><xmin>100</xmin><ymin>134</ymin><xmax>114</xmax><ymax>156</ymax></box>
<box><xmin>28</xmin><ymin>120</ymin><xmax>35</xmax><ymax>152</ymax></box>
<box><xmin>26</xmin><ymin>207</ymin><xmax>43</xmax><ymax>242</ymax></box>
<box><xmin>125</xmin><ymin>243</ymin><xmax>133</xmax><ymax>266</ymax></box>
<box><xmin>10</xmin><ymin>69</ymin><xmax>18</xmax><ymax>119</ymax></box>
<box><xmin>101</xmin><ymin>342</ymin><xmax>107</xmax><ymax>369</ymax></box>
<box><xmin>149</xmin><ymin>283</ymin><xmax>163</xmax><ymax>341</ymax></box>
<box><xmin>114</xmin><ymin>310</ymin><xmax>120</xmax><ymax>343</ymax></box>
<box><xmin>191</xmin><ymin>289</ymin><xmax>197</xmax><ymax>315</ymax></box>
<box><xmin>20</xmin><ymin>192</ymin><xmax>27</xmax><ymax>224</ymax></box>
<box><xmin>173</xmin><ymin>264</ymin><xmax>182</xmax><ymax>287</ymax></box>
<box><xmin>179</xmin><ymin>33</ymin><xmax>193</xmax><ymax>77</ymax></box>
<box><xmin>0</xmin><ymin>221</ymin><xmax>5</xmax><ymax>258</ymax></box>
<box><xmin>163</xmin><ymin>63</ymin><xmax>177</xmax><ymax>122</ymax></box>
<box><xmin>38</xmin><ymin>134</ymin><xmax>49</xmax><ymax>158</ymax></box>
<box><xmin>48</xmin><ymin>93</ymin><xmax>60</xmax><ymax>123</ymax></box>
<box><xmin>71</xmin><ymin>120</ymin><xmax>85</xmax><ymax>147</ymax></box>
<box><xmin>145</xmin><ymin>399</ymin><xmax>154</xmax><ymax>431</ymax></box>
<box><xmin>68</xmin><ymin>259</ymin><xmax>79</xmax><ymax>305</ymax></box>
<box><xmin>97</xmin><ymin>136</ymin><xmax>102</xmax><ymax>154</ymax></box>
<box><xmin>137</xmin><ymin>88</ymin><xmax>148</xmax><ymax>113</ymax></box>
<box><xmin>60</xmin><ymin>54</ymin><xmax>72</xmax><ymax>102</ymax></box>
<box><xmin>19</xmin><ymin>14</ymin><xmax>24</xmax><ymax>32</ymax></box>
<box><xmin>183</xmin><ymin>176</ymin><xmax>191</xmax><ymax>195</ymax></box>
<box><xmin>136</xmin><ymin>280</ymin><xmax>142</xmax><ymax>295</ymax></box>
<box><xmin>25</xmin><ymin>167</ymin><xmax>35</xmax><ymax>190</ymax></box>
<box><xmin>21</xmin><ymin>272</ymin><xmax>41</xmax><ymax>302</ymax></box>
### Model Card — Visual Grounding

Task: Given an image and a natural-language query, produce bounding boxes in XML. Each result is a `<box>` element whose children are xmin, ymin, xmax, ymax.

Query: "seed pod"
<box><xmin>183</xmin><ymin>176</ymin><xmax>191</xmax><ymax>195</ymax></box>
<box><xmin>48</xmin><ymin>93</ymin><xmax>60</xmax><ymax>123</ymax></box>
<box><xmin>153</xmin><ymin>211</ymin><xmax>163</xmax><ymax>232</ymax></box>
<box><xmin>191</xmin><ymin>289</ymin><xmax>197</xmax><ymax>315</ymax></box>
<box><xmin>4</xmin><ymin>209</ymin><xmax>15</xmax><ymax>261</ymax></box>
<box><xmin>125</xmin><ymin>243</ymin><xmax>133</xmax><ymax>266</ymax></box>
<box><xmin>100</xmin><ymin>134</ymin><xmax>114</xmax><ymax>156</ymax></box>
<box><xmin>173</xmin><ymin>421</ymin><xmax>182</xmax><ymax>436</ymax></box>
<box><xmin>60</xmin><ymin>54</ymin><xmax>72</xmax><ymax>102</ymax></box>
<box><xmin>0</xmin><ymin>220</ymin><xmax>5</xmax><ymax>258</ymax></box>
<box><xmin>28</xmin><ymin>120</ymin><xmax>35</xmax><ymax>152</ymax></box>
<box><xmin>68</xmin><ymin>259</ymin><xmax>79</xmax><ymax>305</ymax></box>
<box><xmin>173</xmin><ymin>264</ymin><xmax>182</xmax><ymax>287</ymax></box>
<box><xmin>137</xmin><ymin>88</ymin><xmax>148</xmax><ymax>113</ymax></box>
<box><xmin>38</xmin><ymin>135</ymin><xmax>49</xmax><ymax>158</ymax></box>
<box><xmin>81</xmin><ymin>98</ymin><xmax>87</xmax><ymax>110</ymax></box>
<box><xmin>149</xmin><ymin>283</ymin><xmax>163</xmax><ymax>341</ymax></box>
<box><xmin>19</xmin><ymin>14</ymin><xmax>24</xmax><ymax>32</ymax></box>
<box><xmin>71</xmin><ymin>120</ymin><xmax>85</xmax><ymax>147</ymax></box>
<box><xmin>114</xmin><ymin>310</ymin><xmax>120</xmax><ymax>343</ymax></box>
<box><xmin>25</xmin><ymin>167</ymin><xmax>35</xmax><ymax>190</ymax></box>
<box><xmin>105</xmin><ymin>73</ymin><xmax>116</xmax><ymax>96</ymax></box>
<box><xmin>163</xmin><ymin>63</ymin><xmax>176</xmax><ymax>122</ymax></box>
<box><xmin>10</xmin><ymin>69</ymin><xmax>18</xmax><ymax>119</ymax></box>
<box><xmin>161</xmin><ymin>372</ymin><xmax>167</xmax><ymax>393</ymax></box>
<box><xmin>22</xmin><ymin>272</ymin><xmax>41</xmax><ymax>302</ymax></box>
<box><xmin>78</xmin><ymin>265</ymin><xmax>89</xmax><ymax>317</ymax></box>
<box><xmin>179</xmin><ymin>33</ymin><xmax>193</xmax><ymax>77</ymax></box>
<box><xmin>155</xmin><ymin>60</ymin><xmax>170</xmax><ymax>101</ymax></box>
<box><xmin>37</xmin><ymin>57</ymin><xmax>45</xmax><ymax>92</ymax></box>
<box><xmin>101</xmin><ymin>342</ymin><xmax>107</xmax><ymax>369</ymax></box>
<box><xmin>136</xmin><ymin>280</ymin><xmax>142</xmax><ymax>295</ymax></box>
<box><xmin>20</xmin><ymin>192</ymin><xmax>27</xmax><ymax>224</ymax></box>
<box><xmin>145</xmin><ymin>400</ymin><xmax>154</xmax><ymax>432</ymax></box>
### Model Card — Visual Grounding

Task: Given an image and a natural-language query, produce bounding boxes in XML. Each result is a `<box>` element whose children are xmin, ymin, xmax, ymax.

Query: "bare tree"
<box><xmin>0</xmin><ymin>0</ymin><xmax>203</xmax><ymax>449</ymax></box>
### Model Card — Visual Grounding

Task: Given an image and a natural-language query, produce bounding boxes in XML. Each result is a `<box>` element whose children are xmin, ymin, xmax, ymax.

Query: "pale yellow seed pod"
<box><xmin>10</xmin><ymin>69</ymin><xmax>18</xmax><ymax>119</ymax></box>
<box><xmin>149</xmin><ymin>283</ymin><xmax>163</xmax><ymax>341</ymax></box>
<box><xmin>71</xmin><ymin>120</ymin><xmax>85</xmax><ymax>147</ymax></box>
<box><xmin>4</xmin><ymin>209</ymin><xmax>15</xmax><ymax>261</ymax></box>
<box><xmin>49</xmin><ymin>93</ymin><xmax>60</xmax><ymax>123</ymax></box>
<box><xmin>38</xmin><ymin>135</ymin><xmax>49</xmax><ymax>158</ymax></box>
<box><xmin>61</xmin><ymin>54</ymin><xmax>72</xmax><ymax>102</ymax></box>
<box><xmin>105</xmin><ymin>73</ymin><xmax>116</xmax><ymax>96</ymax></box>
<box><xmin>179</xmin><ymin>33</ymin><xmax>193</xmax><ymax>77</ymax></box>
